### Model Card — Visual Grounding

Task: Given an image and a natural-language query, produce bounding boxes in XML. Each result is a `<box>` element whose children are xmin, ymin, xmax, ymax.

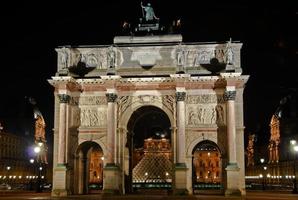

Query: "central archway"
<box><xmin>126</xmin><ymin>106</ymin><xmax>172</xmax><ymax>193</ymax></box>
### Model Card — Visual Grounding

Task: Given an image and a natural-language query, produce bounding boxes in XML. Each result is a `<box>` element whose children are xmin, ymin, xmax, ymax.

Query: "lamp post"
<box><xmin>29</xmin><ymin>159</ymin><xmax>34</xmax><ymax>190</ymax></box>
<box><xmin>6</xmin><ymin>166</ymin><xmax>11</xmax><ymax>185</ymax></box>
<box><xmin>260</xmin><ymin>158</ymin><xmax>266</xmax><ymax>190</ymax></box>
<box><xmin>290</xmin><ymin>140</ymin><xmax>298</xmax><ymax>194</ymax></box>
<box><xmin>33</xmin><ymin>144</ymin><xmax>42</xmax><ymax>193</ymax></box>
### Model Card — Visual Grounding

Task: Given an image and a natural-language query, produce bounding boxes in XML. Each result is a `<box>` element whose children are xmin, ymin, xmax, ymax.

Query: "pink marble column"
<box><xmin>224</xmin><ymin>90</ymin><xmax>237</xmax><ymax>165</ymax></box>
<box><xmin>176</xmin><ymin>91</ymin><xmax>186</xmax><ymax>164</ymax></box>
<box><xmin>57</xmin><ymin>94</ymin><xmax>70</xmax><ymax>164</ymax></box>
<box><xmin>106</xmin><ymin>93</ymin><xmax>118</xmax><ymax>164</ymax></box>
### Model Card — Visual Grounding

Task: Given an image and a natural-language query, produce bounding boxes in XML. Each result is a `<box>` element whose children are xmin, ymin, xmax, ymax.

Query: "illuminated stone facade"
<box><xmin>268</xmin><ymin>115</ymin><xmax>280</xmax><ymax>163</ymax></box>
<box><xmin>245</xmin><ymin>93</ymin><xmax>298</xmax><ymax>189</ymax></box>
<box><xmin>49</xmin><ymin>34</ymin><xmax>248</xmax><ymax>196</ymax></box>
<box><xmin>0</xmin><ymin>128</ymin><xmax>34</xmax><ymax>184</ymax></box>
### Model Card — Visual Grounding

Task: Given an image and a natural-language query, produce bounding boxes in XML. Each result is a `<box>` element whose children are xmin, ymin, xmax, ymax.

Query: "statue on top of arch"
<box><xmin>135</xmin><ymin>1</ymin><xmax>164</xmax><ymax>33</ymax></box>
<box><xmin>140</xmin><ymin>1</ymin><xmax>159</xmax><ymax>23</ymax></box>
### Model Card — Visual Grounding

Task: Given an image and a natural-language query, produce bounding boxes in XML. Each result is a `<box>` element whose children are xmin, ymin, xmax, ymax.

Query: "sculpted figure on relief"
<box><xmin>60</xmin><ymin>47</ymin><xmax>68</xmax><ymax>69</ymax></box>
<box><xmin>216</xmin><ymin>105</ymin><xmax>224</xmax><ymax>124</ymax></box>
<box><xmin>188</xmin><ymin>109</ymin><xmax>198</xmax><ymax>125</ymax></box>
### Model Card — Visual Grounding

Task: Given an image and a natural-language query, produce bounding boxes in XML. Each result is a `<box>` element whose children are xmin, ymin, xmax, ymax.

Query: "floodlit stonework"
<box><xmin>49</xmin><ymin>34</ymin><xmax>248</xmax><ymax>196</ymax></box>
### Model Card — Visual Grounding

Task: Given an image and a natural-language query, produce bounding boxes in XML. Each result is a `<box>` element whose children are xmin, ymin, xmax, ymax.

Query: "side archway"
<box><xmin>191</xmin><ymin>140</ymin><xmax>223</xmax><ymax>194</ymax></box>
<box><xmin>74</xmin><ymin>141</ymin><xmax>104</xmax><ymax>194</ymax></box>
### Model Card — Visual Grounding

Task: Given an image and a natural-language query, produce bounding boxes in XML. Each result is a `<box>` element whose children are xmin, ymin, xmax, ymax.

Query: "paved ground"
<box><xmin>0</xmin><ymin>191</ymin><xmax>298</xmax><ymax>200</ymax></box>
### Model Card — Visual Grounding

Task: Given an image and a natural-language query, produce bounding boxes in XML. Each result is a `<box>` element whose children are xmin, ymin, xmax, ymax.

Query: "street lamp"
<box><xmin>260</xmin><ymin>158</ymin><xmax>266</xmax><ymax>190</ymax></box>
<box><xmin>33</xmin><ymin>144</ymin><xmax>43</xmax><ymax>193</ymax></box>
<box><xmin>6</xmin><ymin>166</ymin><xmax>11</xmax><ymax>185</ymax></box>
<box><xmin>290</xmin><ymin>140</ymin><xmax>298</xmax><ymax>194</ymax></box>
<box><xmin>28</xmin><ymin>159</ymin><xmax>35</xmax><ymax>190</ymax></box>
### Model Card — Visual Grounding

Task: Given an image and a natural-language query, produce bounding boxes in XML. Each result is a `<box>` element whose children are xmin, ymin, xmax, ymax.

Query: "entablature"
<box><xmin>49</xmin><ymin>73</ymin><xmax>248</xmax><ymax>94</ymax></box>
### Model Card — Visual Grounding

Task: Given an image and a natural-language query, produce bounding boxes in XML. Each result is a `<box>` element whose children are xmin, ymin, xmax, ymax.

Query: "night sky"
<box><xmin>0</xmin><ymin>1</ymin><xmax>297</xmax><ymax>147</ymax></box>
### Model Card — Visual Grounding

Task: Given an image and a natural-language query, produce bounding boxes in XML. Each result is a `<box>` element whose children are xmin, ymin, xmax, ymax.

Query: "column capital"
<box><xmin>224</xmin><ymin>90</ymin><xmax>236</xmax><ymax>101</ymax></box>
<box><xmin>106</xmin><ymin>93</ymin><xmax>118</xmax><ymax>102</ymax></box>
<box><xmin>58</xmin><ymin>94</ymin><xmax>70</xmax><ymax>103</ymax></box>
<box><xmin>176</xmin><ymin>91</ymin><xmax>186</xmax><ymax>101</ymax></box>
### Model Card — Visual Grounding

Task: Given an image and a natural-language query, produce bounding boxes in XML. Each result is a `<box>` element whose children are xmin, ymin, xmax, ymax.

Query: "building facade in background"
<box><xmin>246</xmin><ymin>93</ymin><xmax>298</xmax><ymax>190</ymax></box>
<box><xmin>0</xmin><ymin>123</ymin><xmax>34</xmax><ymax>187</ymax></box>
<box><xmin>0</xmin><ymin>120</ymin><xmax>52</xmax><ymax>190</ymax></box>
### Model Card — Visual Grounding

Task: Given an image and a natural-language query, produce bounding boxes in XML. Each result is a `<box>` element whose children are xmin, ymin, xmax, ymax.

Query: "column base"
<box><xmin>225</xmin><ymin>163</ymin><xmax>239</xmax><ymax>170</ymax></box>
<box><xmin>103</xmin><ymin>163</ymin><xmax>121</xmax><ymax>195</ymax></box>
<box><xmin>225</xmin><ymin>163</ymin><xmax>241</xmax><ymax>196</ymax></box>
<box><xmin>51</xmin><ymin>189</ymin><xmax>69</xmax><ymax>197</ymax></box>
<box><xmin>173</xmin><ymin>188</ymin><xmax>189</xmax><ymax>195</ymax></box>
<box><xmin>174</xmin><ymin>163</ymin><xmax>189</xmax><ymax>195</ymax></box>
<box><xmin>51</xmin><ymin>164</ymin><xmax>69</xmax><ymax>196</ymax></box>
<box><xmin>225</xmin><ymin>188</ymin><xmax>242</xmax><ymax>196</ymax></box>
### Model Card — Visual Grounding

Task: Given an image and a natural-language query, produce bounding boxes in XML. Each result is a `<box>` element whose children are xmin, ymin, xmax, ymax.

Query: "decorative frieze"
<box><xmin>79</xmin><ymin>96</ymin><xmax>107</xmax><ymax>105</ymax></box>
<box><xmin>58</xmin><ymin>94</ymin><xmax>70</xmax><ymax>103</ymax></box>
<box><xmin>224</xmin><ymin>91</ymin><xmax>236</xmax><ymax>101</ymax></box>
<box><xmin>176</xmin><ymin>92</ymin><xmax>186</xmax><ymax>101</ymax></box>
<box><xmin>187</xmin><ymin>94</ymin><xmax>225</xmax><ymax>104</ymax></box>
<box><xmin>106</xmin><ymin>93</ymin><xmax>118</xmax><ymax>102</ymax></box>
<box><xmin>56</xmin><ymin>41</ymin><xmax>242</xmax><ymax>77</ymax></box>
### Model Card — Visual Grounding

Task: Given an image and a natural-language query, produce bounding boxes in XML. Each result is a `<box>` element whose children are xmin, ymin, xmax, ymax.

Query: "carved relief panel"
<box><xmin>59</xmin><ymin>48</ymin><xmax>110</xmax><ymax>70</ymax></box>
<box><xmin>172</xmin><ymin>44</ymin><xmax>238</xmax><ymax>69</ymax></box>
<box><xmin>77</xmin><ymin>49</ymin><xmax>107</xmax><ymax>69</ymax></box>
<box><xmin>186</xmin><ymin>95</ymin><xmax>225</xmax><ymax>126</ymax></box>
<box><xmin>80</xmin><ymin>108</ymin><xmax>107</xmax><ymax>127</ymax></box>
<box><xmin>79</xmin><ymin>96</ymin><xmax>107</xmax><ymax>128</ymax></box>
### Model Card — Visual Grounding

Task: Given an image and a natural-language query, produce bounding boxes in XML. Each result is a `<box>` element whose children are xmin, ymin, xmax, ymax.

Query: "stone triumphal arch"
<box><xmin>49</xmin><ymin>34</ymin><xmax>248</xmax><ymax>196</ymax></box>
